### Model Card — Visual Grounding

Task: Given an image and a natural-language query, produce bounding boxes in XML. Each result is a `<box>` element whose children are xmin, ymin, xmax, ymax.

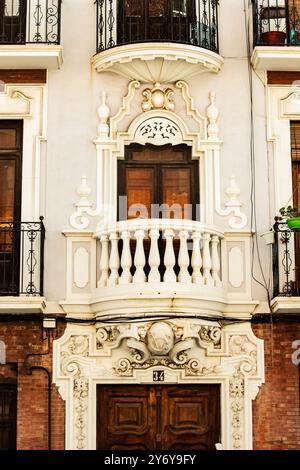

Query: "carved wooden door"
<box><xmin>97</xmin><ymin>385</ymin><xmax>220</xmax><ymax>450</ymax></box>
<box><xmin>0</xmin><ymin>384</ymin><xmax>17</xmax><ymax>450</ymax></box>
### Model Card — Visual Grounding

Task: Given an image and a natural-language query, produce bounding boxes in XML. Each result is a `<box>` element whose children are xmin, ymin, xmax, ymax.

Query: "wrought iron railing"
<box><xmin>96</xmin><ymin>0</ymin><xmax>219</xmax><ymax>54</ymax></box>
<box><xmin>273</xmin><ymin>221</ymin><xmax>300</xmax><ymax>297</ymax></box>
<box><xmin>253</xmin><ymin>0</ymin><xmax>300</xmax><ymax>46</ymax></box>
<box><xmin>0</xmin><ymin>218</ymin><xmax>45</xmax><ymax>296</ymax></box>
<box><xmin>0</xmin><ymin>0</ymin><xmax>61</xmax><ymax>45</ymax></box>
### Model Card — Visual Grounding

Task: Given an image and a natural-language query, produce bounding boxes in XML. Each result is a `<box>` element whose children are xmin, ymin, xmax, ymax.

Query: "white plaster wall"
<box><xmin>41</xmin><ymin>0</ymin><xmax>272</xmax><ymax>304</ymax></box>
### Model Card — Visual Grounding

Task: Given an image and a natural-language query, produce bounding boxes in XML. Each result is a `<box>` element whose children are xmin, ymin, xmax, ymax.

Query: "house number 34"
<box><xmin>153</xmin><ymin>370</ymin><xmax>165</xmax><ymax>382</ymax></box>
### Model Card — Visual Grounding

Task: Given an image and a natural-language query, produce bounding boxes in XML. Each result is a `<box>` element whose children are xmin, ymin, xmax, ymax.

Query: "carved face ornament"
<box><xmin>146</xmin><ymin>322</ymin><xmax>174</xmax><ymax>356</ymax></box>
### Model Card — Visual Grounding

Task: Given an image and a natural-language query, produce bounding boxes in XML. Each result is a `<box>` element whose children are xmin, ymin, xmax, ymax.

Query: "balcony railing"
<box><xmin>0</xmin><ymin>0</ymin><xmax>61</xmax><ymax>45</ymax></box>
<box><xmin>0</xmin><ymin>218</ymin><xmax>45</xmax><ymax>296</ymax></box>
<box><xmin>96</xmin><ymin>0</ymin><xmax>219</xmax><ymax>54</ymax></box>
<box><xmin>273</xmin><ymin>221</ymin><xmax>300</xmax><ymax>297</ymax></box>
<box><xmin>253</xmin><ymin>0</ymin><xmax>300</xmax><ymax>46</ymax></box>
<box><xmin>97</xmin><ymin>219</ymin><xmax>223</xmax><ymax>289</ymax></box>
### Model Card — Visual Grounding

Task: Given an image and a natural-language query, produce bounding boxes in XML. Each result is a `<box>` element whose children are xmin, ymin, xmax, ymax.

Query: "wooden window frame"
<box><xmin>0</xmin><ymin>120</ymin><xmax>23</xmax><ymax>223</ymax></box>
<box><xmin>117</xmin><ymin>143</ymin><xmax>199</xmax><ymax>221</ymax></box>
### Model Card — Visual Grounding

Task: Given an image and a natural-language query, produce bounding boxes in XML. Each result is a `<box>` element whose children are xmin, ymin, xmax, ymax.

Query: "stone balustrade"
<box><xmin>96</xmin><ymin>219</ymin><xmax>224</xmax><ymax>289</ymax></box>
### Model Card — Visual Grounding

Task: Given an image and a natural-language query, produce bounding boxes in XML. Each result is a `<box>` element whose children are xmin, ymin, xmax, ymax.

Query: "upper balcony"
<box><xmin>271</xmin><ymin>221</ymin><xmax>300</xmax><ymax>313</ymax></box>
<box><xmin>0</xmin><ymin>219</ymin><xmax>45</xmax><ymax>313</ymax></box>
<box><xmin>252</xmin><ymin>0</ymin><xmax>300</xmax><ymax>71</ymax></box>
<box><xmin>0</xmin><ymin>0</ymin><xmax>62</xmax><ymax>69</ymax></box>
<box><xmin>92</xmin><ymin>0</ymin><xmax>223</xmax><ymax>83</ymax></box>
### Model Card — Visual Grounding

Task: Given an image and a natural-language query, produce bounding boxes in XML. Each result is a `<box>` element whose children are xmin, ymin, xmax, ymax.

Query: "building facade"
<box><xmin>0</xmin><ymin>0</ymin><xmax>299</xmax><ymax>450</ymax></box>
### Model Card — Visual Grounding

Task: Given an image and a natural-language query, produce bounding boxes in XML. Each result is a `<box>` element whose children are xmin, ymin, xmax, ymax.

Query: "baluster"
<box><xmin>202</xmin><ymin>232</ymin><xmax>213</xmax><ymax>286</ymax></box>
<box><xmin>148</xmin><ymin>229</ymin><xmax>160</xmax><ymax>283</ymax></box>
<box><xmin>107</xmin><ymin>232</ymin><xmax>120</xmax><ymax>286</ymax></box>
<box><xmin>211</xmin><ymin>235</ymin><xmax>221</xmax><ymax>286</ymax></box>
<box><xmin>98</xmin><ymin>234</ymin><xmax>109</xmax><ymax>287</ymax></box>
<box><xmin>163</xmin><ymin>229</ymin><xmax>176</xmax><ymax>283</ymax></box>
<box><xmin>133</xmin><ymin>229</ymin><xmax>146</xmax><ymax>283</ymax></box>
<box><xmin>191</xmin><ymin>231</ymin><xmax>204</xmax><ymax>284</ymax></box>
<box><xmin>119</xmin><ymin>230</ymin><xmax>132</xmax><ymax>285</ymax></box>
<box><xmin>178</xmin><ymin>230</ymin><xmax>191</xmax><ymax>283</ymax></box>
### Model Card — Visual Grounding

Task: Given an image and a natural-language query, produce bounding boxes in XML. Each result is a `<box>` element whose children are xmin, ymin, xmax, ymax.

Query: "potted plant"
<box><xmin>260</xmin><ymin>6</ymin><xmax>286</xmax><ymax>45</ymax></box>
<box><xmin>289</xmin><ymin>5</ymin><xmax>300</xmax><ymax>43</ymax></box>
<box><xmin>278</xmin><ymin>205</ymin><xmax>300</xmax><ymax>230</ymax></box>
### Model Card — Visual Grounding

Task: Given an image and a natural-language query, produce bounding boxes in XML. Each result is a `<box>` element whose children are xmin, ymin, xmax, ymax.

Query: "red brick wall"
<box><xmin>0</xmin><ymin>319</ymin><xmax>66</xmax><ymax>450</ymax></box>
<box><xmin>252</xmin><ymin>322</ymin><xmax>300</xmax><ymax>450</ymax></box>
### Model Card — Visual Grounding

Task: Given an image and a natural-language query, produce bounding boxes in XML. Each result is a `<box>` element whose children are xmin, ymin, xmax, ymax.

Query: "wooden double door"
<box><xmin>97</xmin><ymin>385</ymin><xmax>220</xmax><ymax>450</ymax></box>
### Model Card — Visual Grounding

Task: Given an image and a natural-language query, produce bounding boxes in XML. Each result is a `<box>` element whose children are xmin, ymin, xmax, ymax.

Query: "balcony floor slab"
<box><xmin>92</xmin><ymin>42</ymin><xmax>223</xmax><ymax>83</ymax></box>
<box><xmin>0</xmin><ymin>296</ymin><xmax>46</xmax><ymax>314</ymax></box>
<box><xmin>252</xmin><ymin>46</ymin><xmax>300</xmax><ymax>71</ymax></box>
<box><xmin>0</xmin><ymin>45</ymin><xmax>63</xmax><ymax>69</ymax></box>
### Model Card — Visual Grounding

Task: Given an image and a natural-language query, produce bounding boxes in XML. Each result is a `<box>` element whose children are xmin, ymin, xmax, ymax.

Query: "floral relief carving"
<box><xmin>229</xmin><ymin>366</ymin><xmax>245</xmax><ymax>450</ymax></box>
<box><xmin>96</xmin><ymin>326</ymin><xmax>119</xmax><ymax>349</ymax></box>
<box><xmin>198</xmin><ymin>326</ymin><xmax>221</xmax><ymax>349</ymax></box>
<box><xmin>67</xmin><ymin>335</ymin><xmax>89</xmax><ymax>356</ymax></box>
<box><xmin>60</xmin><ymin>335</ymin><xmax>90</xmax><ymax>450</ymax></box>
<box><xmin>73</xmin><ymin>376</ymin><xmax>89</xmax><ymax>450</ymax></box>
<box><xmin>229</xmin><ymin>335</ymin><xmax>257</xmax><ymax>375</ymax></box>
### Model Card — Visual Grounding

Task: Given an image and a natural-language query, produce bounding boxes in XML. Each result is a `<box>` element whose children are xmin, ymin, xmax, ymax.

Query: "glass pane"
<box><xmin>149</xmin><ymin>0</ymin><xmax>167</xmax><ymax>17</ymax></box>
<box><xmin>172</xmin><ymin>0</ymin><xmax>187</xmax><ymax>17</ymax></box>
<box><xmin>126</xmin><ymin>168</ymin><xmax>155</xmax><ymax>219</ymax></box>
<box><xmin>162</xmin><ymin>168</ymin><xmax>191</xmax><ymax>219</ymax></box>
<box><xmin>131</xmin><ymin>146</ymin><xmax>185</xmax><ymax>161</ymax></box>
<box><xmin>4</xmin><ymin>0</ymin><xmax>20</xmax><ymax>16</ymax></box>
<box><xmin>124</xmin><ymin>0</ymin><xmax>141</xmax><ymax>16</ymax></box>
<box><xmin>0</xmin><ymin>129</ymin><xmax>17</xmax><ymax>149</ymax></box>
<box><xmin>0</xmin><ymin>159</ymin><xmax>15</xmax><ymax>221</ymax></box>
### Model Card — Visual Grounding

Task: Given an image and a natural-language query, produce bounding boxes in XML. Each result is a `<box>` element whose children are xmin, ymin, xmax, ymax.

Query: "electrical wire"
<box><xmin>244</xmin><ymin>0</ymin><xmax>275</xmax><ymax>365</ymax></box>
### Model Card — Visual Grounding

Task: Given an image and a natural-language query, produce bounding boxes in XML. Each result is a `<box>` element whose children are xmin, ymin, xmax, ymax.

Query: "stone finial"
<box><xmin>142</xmin><ymin>83</ymin><xmax>175</xmax><ymax>112</ymax></box>
<box><xmin>225</xmin><ymin>176</ymin><xmax>241</xmax><ymax>208</ymax></box>
<box><xmin>97</xmin><ymin>91</ymin><xmax>110</xmax><ymax>138</ymax></box>
<box><xmin>206</xmin><ymin>91</ymin><xmax>219</xmax><ymax>140</ymax></box>
<box><xmin>75</xmin><ymin>176</ymin><xmax>92</xmax><ymax>208</ymax></box>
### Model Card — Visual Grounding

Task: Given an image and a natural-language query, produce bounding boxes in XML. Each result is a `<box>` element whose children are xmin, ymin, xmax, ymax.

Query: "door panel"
<box><xmin>125</xmin><ymin>167</ymin><xmax>156</xmax><ymax>219</ymax></box>
<box><xmin>97</xmin><ymin>386</ymin><xmax>157</xmax><ymax>450</ymax></box>
<box><xmin>97</xmin><ymin>385</ymin><xmax>220</xmax><ymax>450</ymax></box>
<box><xmin>162</xmin><ymin>167</ymin><xmax>191</xmax><ymax>219</ymax></box>
<box><xmin>161</xmin><ymin>386</ymin><xmax>220</xmax><ymax>450</ymax></box>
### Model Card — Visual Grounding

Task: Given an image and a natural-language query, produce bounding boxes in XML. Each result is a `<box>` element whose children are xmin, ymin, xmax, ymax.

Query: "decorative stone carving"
<box><xmin>134</xmin><ymin>117</ymin><xmax>182</xmax><ymax>145</ymax></box>
<box><xmin>74</xmin><ymin>376</ymin><xmax>89</xmax><ymax>450</ymax></box>
<box><xmin>96</xmin><ymin>326</ymin><xmax>119</xmax><ymax>349</ymax></box>
<box><xmin>214</xmin><ymin>175</ymin><xmax>248</xmax><ymax>230</ymax></box>
<box><xmin>206</xmin><ymin>91</ymin><xmax>219</xmax><ymax>140</ymax></box>
<box><xmin>142</xmin><ymin>83</ymin><xmax>175</xmax><ymax>112</ymax></box>
<box><xmin>146</xmin><ymin>322</ymin><xmax>174</xmax><ymax>355</ymax></box>
<box><xmin>230</xmin><ymin>366</ymin><xmax>245</xmax><ymax>449</ymax></box>
<box><xmin>53</xmin><ymin>322</ymin><xmax>264</xmax><ymax>450</ymax></box>
<box><xmin>60</xmin><ymin>335</ymin><xmax>90</xmax><ymax>450</ymax></box>
<box><xmin>198</xmin><ymin>326</ymin><xmax>222</xmax><ymax>348</ymax></box>
<box><xmin>97</xmin><ymin>91</ymin><xmax>110</xmax><ymax>138</ymax></box>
